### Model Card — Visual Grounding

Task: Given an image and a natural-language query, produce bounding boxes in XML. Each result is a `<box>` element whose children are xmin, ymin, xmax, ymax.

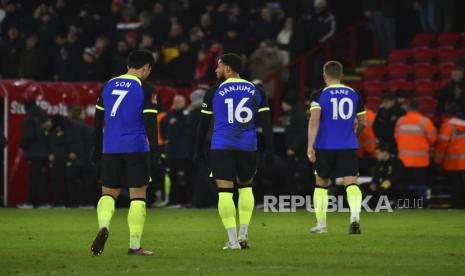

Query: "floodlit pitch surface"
<box><xmin>1</xmin><ymin>209</ymin><xmax>464</xmax><ymax>275</ymax></box>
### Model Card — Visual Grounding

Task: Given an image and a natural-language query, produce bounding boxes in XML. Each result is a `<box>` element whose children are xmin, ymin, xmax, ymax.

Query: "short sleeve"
<box><xmin>201</xmin><ymin>86</ymin><xmax>216</xmax><ymax>115</ymax></box>
<box><xmin>355</xmin><ymin>90</ymin><xmax>366</xmax><ymax>116</ymax></box>
<box><xmin>95</xmin><ymin>83</ymin><xmax>105</xmax><ymax>111</ymax></box>
<box><xmin>256</xmin><ymin>85</ymin><xmax>270</xmax><ymax>112</ymax></box>
<box><xmin>142</xmin><ymin>81</ymin><xmax>158</xmax><ymax>114</ymax></box>
<box><xmin>309</xmin><ymin>90</ymin><xmax>322</xmax><ymax>111</ymax></box>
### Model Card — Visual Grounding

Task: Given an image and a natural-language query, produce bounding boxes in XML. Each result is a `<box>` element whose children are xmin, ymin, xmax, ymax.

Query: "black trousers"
<box><xmin>167</xmin><ymin>159</ymin><xmax>191</xmax><ymax>205</ymax></box>
<box><xmin>26</xmin><ymin>158</ymin><xmax>48</xmax><ymax>205</ymax></box>
<box><xmin>51</xmin><ymin>158</ymin><xmax>67</xmax><ymax>206</ymax></box>
<box><xmin>446</xmin><ymin>171</ymin><xmax>465</xmax><ymax>208</ymax></box>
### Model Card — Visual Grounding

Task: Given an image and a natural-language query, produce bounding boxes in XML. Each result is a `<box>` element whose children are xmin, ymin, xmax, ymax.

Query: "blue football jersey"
<box><xmin>96</xmin><ymin>74</ymin><xmax>158</xmax><ymax>153</ymax></box>
<box><xmin>310</xmin><ymin>84</ymin><xmax>365</xmax><ymax>149</ymax></box>
<box><xmin>201</xmin><ymin>78</ymin><xmax>270</xmax><ymax>151</ymax></box>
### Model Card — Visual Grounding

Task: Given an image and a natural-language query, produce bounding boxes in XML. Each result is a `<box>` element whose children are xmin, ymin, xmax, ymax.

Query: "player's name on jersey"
<box><xmin>114</xmin><ymin>81</ymin><xmax>132</xmax><ymax>88</ymax></box>
<box><xmin>218</xmin><ymin>85</ymin><xmax>255</xmax><ymax>96</ymax></box>
<box><xmin>329</xmin><ymin>89</ymin><xmax>350</xmax><ymax>95</ymax></box>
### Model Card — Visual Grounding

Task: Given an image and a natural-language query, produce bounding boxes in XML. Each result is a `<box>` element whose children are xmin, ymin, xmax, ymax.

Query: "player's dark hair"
<box><xmin>409</xmin><ymin>99</ymin><xmax>420</xmax><ymax>111</ymax></box>
<box><xmin>127</xmin><ymin>49</ymin><xmax>155</xmax><ymax>69</ymax></box>
<box><xmin>323</xmin><ymin>61</ymin><xmax>343</xmax><ymax>79</ymax></box>
<box><xmin>377</xmin><ymin>143</ymin><xmax>390</xmax><ymax>153</ymax></box>
<box><xmin>219</xmin><ymin>53</ymin><xmax>243</xmax><ymax>73</ymax></box>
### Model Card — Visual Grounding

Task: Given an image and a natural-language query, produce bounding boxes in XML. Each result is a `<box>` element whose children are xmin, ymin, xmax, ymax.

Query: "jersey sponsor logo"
<box><xmin>151</xmin><ymin>94</ymin><xmax>158</xmax><ymax>104</ymax></box>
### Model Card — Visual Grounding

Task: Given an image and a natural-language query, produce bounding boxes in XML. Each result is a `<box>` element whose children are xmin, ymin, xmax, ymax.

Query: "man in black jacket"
<box><xmin>18</xmin><ymin>101</ymin><xmax>51</xmax><ymax>208</ymax></box>
<box><xmin>436</xmin><ymin>66</ymin><xmax>465</xmax><ymax>116</ymax></box>
<box><xmin>373</xmin><ymin>92</ymin><xmax>406</xmax><ymax>153</ymax></box>
<box><xmin>161</xmin><ymin>95</ymin><xmax>190</xmax><ymax>205</ymax></box>
<box><xmin>367</xmin><ymin>143</ymin><xmax>404</xmax><ymax>207</ymax></box>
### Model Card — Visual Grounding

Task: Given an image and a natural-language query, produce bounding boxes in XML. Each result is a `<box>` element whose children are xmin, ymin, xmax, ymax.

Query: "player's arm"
<box><xmin>355</xmin><ymin>91</ymin><xmax>367</xmax><ymax>137</ymax></box>
<box><xmin>194</xmin><ymin>86</ymin><xmax>215</xmax><ymax>160</ymax></box>
<box><xmin>307</xmin><ymin>92</ymin><xmax>321</xmax><ymax>163</ymax></box>
<box><xmin>92</xmin><ymin>89</ymin><xmax>105</xmax><ymax>163</ymax></box>
<box><xmin>142</xmin><ymin>82</ymin><xmax>159</xmax><ymax>153</ymax></box>
<box><xmin>256</xmin><ymin>86</ymin><xmax>274</xmax><ymax>156</ymax></box>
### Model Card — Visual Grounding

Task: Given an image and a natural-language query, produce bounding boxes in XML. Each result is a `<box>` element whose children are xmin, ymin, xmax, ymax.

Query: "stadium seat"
<box><xmin>389</xmin><ymin>80</ymin><xmax>414</xmax><ymax>93</ymax></box>
<box><xmin>346</xmin><ymin>81</ymin><xmax>362</xmax><ymax>91</ymax></box>
<box><xmin>156</xmin><ymin>86</ymin><xmax>177</xmax><ymax>110</ymax></box>
<box><xmin>364</xmin><ymin>66</ymin><xmax>387</xmax><ymax>80</ymax></box>
<box><xmin>439</xmin><ymin>62</ymin><xmax>456</xmax><ymax>79</ymax></box>
<box><xmin>438</xmin><ymin>48</ymin><xmax>465</xmax><ymax>63</ymax></box>
<box><xmin>438</xmin><ymin>32</ymin><xmax>462</xmax><ymax>48</ymax></box>
<box><xmin>413</xmin><ymin>63</ymin><xmax>438</xmax><ymax>79</ymax></box>
<box><xmin>363</xmin><ymin>81</ymin><xmax>388</xmax><ymax>97</ymax></box>
<box><xmin>387</xmin><ymin>64</ymin><xmax>413</xmax><ymax>80</ymax></box>
<box><xmin>417</xmin><ymin>96</ymin><xmax>437</xmax><ymax>114</ymax></box>
<box><xmin>365</xmin><ymin>97</ymin><xmax>382</xmax><ymax>110</ymax></box>
<box><xmin>413</xmin><ymin>48</ymin><xmax>437</xmax><ymax>63</ymax></box>
<box><xmin>388</xmin><ymin>49</ymin><xmax>413</xmax><ymax>64</ymax></box>
<box><xmin>414</xmin><ymin>79</ymin><xmax>440</xmax><ymax>96</ymax></box>
<box><xmin>411</xmin><ymin>33</ymin><xmax>436</xmax><ymax>48</ymax></box>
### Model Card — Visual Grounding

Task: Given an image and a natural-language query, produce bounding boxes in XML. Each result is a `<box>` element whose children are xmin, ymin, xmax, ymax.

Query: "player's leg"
<box><xmin>236</xmin><ymin>151</ymin><xmax>258</xmax><ymax>249</ymax></box>
<box><xmin>126</xmin><ymin>153</ymin><xmax>153</xmax><ymax>256</ymax></box>
<box><xmin>91</xmin><ymin>154</ymin><xmax>122</xmax><ymax>256</ymax></box>
<box><xmin>211</xmin><ymin>150</ymin><xmax>240</xmax><ymax>250</ymax></box>
<box><xmin>311</xmin><ymin>150</ymin><xmax>332</xmax><ymax>234</ymax></box>
<box><xmin>340</xmin><ymin>150</ymin><xmax>362</xmax><ymax>234</ymax></box>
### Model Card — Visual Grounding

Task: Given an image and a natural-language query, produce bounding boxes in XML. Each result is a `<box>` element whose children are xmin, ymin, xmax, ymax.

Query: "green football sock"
<box><xmin>128</xmin><ymin>199</ymin><xmax>146</xmax><ymax>249</ymax></box>
<box><xmin>218</xmin><ymin>191</ymin><xmax>238</xmax><ymax>243</ymax></box>
<box><xmin>346</xmin><ymin>184</ymin><xmax>362</xmax><ymax>223</ymax></box>
<box><xmin>97</xmin><ymin>195</ymin><xmax>115</xmax><ymax>230</ymax></box>
<box><xmin>238</xmin><ymin>186</ymin><xmax>254</xmax><ymax>237</ymax></box>
<box><xmin>313</xmin><ymin>187</ymin><xmax>328</xmax><ymax>227</ymax></box>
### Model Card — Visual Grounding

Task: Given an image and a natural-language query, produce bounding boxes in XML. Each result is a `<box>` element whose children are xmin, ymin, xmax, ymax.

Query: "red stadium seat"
<box><xmin>387</xmin><ymin>64</ymin><xmax>413</xmax><ymax>80</ymax></box>
<box><xmin>364</xmin><ymin>66</ymin><xmax>387</xmax><ymax>80</ymax></box>
<box><xmin>439</xmin><ymin>62</ymin><xmax>456</xmax><ymax>79</ymax></box>
<box><xmin>413</xmin><ymin>48</ymin><xmax>437</xmax><ymax>63</ymax></box>
<box><xmin>346</xmin><ymin>81</ymin><xmax>362</xmax><ymax>91</ymax></box>
<box><xmin>366</xmin><ymin>97</ymin><xmax>382</xmax><ymax>110</ymax></box>
<box><xmin>389</xmin><ymin>80</ymin><xmax>414</xmax><ymax>93</ymax></box>
<box><xmin>438</xmin><ymin>32</ymin><xmax>462</xmax><ymax>47</ymax></box>
<box><xmin>411</xmin><ymin>33</ymin><xmax>436</xmax><ymax>48</ymax></box>
<box><xmin>413</xmin><ymin>63</ymin><xmax>438</xmax><ymax>79</ymax></box>
<box><xmin>417</xmin><ymin>96</ymin><xmax>437</xmax><ymax>114</ymax></box>
<box><xmin>414</xmin><ymin>80</ymin><xmax>440</xmax><ymax>96</ymax></box>
<box><xmin>363</xmin><ymin>81</ymin><xmax>388</xmax><ymax>97</ymax></box>
<box><xmin>388</xmin><ymin>49</ymin><xmax>413</xmax><ymax>64</ymax></box>
<box><xmin>438</xmin><ymin>48</ymin><xmax>465</xmax><ymax>63</ymax></box>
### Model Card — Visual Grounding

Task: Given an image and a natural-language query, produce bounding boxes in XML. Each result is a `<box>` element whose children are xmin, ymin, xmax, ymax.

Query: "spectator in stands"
<box><xmin>189</xmin><ymin>26</ymin><xmax>208</xmax><ymax>53</ymax></box>
<box><xmin>363</xmin><ymin>0</ymin><xmax>398</xmax><ymax>58</ymax></box>
<box><xmin>367</xmin><ymin>143</ymin><xmax>404</xmax><ymax>208</ymax></box>
<box><xmin>64</xmin><ymin>25</ymin><xmax>83</xmax><ymax>80</ymax></box>
<box><xmin>249</xmin><ymin>40</ymin><xmax>284</xmax><ymax>98</ymax></box>
<box><xmin>0</xmin><ymin>26</ymin><xmax>21</xmax><ymax>79</ymax></box>
<box><xmin>167</xmin><ymin>41</ymin><xmax>196</xmax><ymax>82</ymax></box>
<box><xmin>414</xmin><ymin>0</ymin><xmax>441</xmax><ymax>33</ymax></box>
<box><xmin>94</xmin><ymin>36</ymin><xmax>112</xmax><ymax>81</ymax></box>
<box><xmin>18</xmin><ymin>101</ymin><xmax>51</xmax><ymax>209</ymax></box>
<box><xmin>199</xmin><ymin>12</ymin><xmax>218</xmax><ymax>42</ymax></box>
<box><xmin>276</xmin><ymin>17</ymin><xmax>294</xmax><ymax>66</ymax></box>
<box><xmin>222</xmin><ymin>27</ymin><xmax>247</xmax><ymax>57</ymax></box>
<box><xmin>436</xmin><ymin>65</ymin><xmax>465</xmax><ymax>116</ymax></box>
<box><xmin>395</xmin><ymin>99</ymin><xmax>436</xmax><ymax>188</ymax></box>
<box><xmin>374</xmin><ymin>92</ymin><xmax>406</xmax><ymax>153</ymax></box>
<box><xmin>53</xmin><ymin>46</ymin><xmax>73</xmax><ymax>81</ymax></box>
<box><xmin>194</xmin><ymin>48</ymin><xmax>215</xmax><ymax>81</ymax></box>
<box><xmin>18</xmin><ymin>34</ymin><xmax>42</xmax><ymax>80</ymax></box>
<box><xmin>111</xmin><ymin>40</ymin><xmax>129</xmax><ymax>77</ymax></box>
<box><xmin>79</xmin><ymin>47</ymin><xmax>103</xmax><ymax>81</ymax></box>
<box><xmin>161</xmin><ymin>95</ymin><xmax>190</xmax><ymax>206</ymax></box>
<box><xmin>434</xmin><ymin>105</ymin><xmax>465</xmax><ymax>208</ymax></box>
<box><xmin>248</xmin><ymin>6</ymin><xmax>280</xmax><ymax>47</ymax></box>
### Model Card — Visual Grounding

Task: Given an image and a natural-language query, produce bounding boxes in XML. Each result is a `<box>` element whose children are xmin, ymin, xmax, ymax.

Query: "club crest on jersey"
<box><xmin>151</xmin><ymin>94</ymin><xmax>158</xmax><ymax>104</ymax></box>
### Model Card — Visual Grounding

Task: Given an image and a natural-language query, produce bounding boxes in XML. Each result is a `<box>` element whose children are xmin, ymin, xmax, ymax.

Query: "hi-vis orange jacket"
<box><xmin>395</xmin><ymin>111</ymin><xmax>437</xmax><ymax>167</ymax></box>
<box><xmin>358</xmin><ymin>109</ymin><xmax>377</xmax><ymax>158</ymax></box>
<box><xmin>434</xmin><ymin>117</ymin><xmax>465</xmax><ymax>171</ymax></box>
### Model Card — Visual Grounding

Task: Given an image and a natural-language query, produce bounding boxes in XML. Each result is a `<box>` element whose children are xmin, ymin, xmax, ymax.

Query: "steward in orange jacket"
<box><xmin>358</xmin><ymin>109</ymin><xmax>377</xmax><ymax>158</ymax></box>
<box><xmin>395</xmin><ymin>101</ymin><xmax>437</xmax><ymax>168</ymax></box>
<box><xmin>434</xmin><ymin>116</ymin><xmax>465</xmax><ymax>171</ymax></box>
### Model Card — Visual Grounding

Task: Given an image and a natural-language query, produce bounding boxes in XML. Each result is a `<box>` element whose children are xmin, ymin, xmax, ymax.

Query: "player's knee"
<box><xmin>129</xmin><ymin>185</ymin><xmax>148</xmax><ymax>199</ymax></box>
<box><xmin>216</xmin><ymin>179</ymin><xmax>234</xmax><ymax>189</ymax></box>
<box><xmin>101</xmin><ymin>186</ymin><xmax>120</xmax><ymax>199</ymax></box>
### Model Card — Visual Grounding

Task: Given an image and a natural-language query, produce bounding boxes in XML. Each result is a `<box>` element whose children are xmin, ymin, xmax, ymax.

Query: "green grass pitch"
<box><xmin>1</xmin><ymin>208</ymin><xmax>464</xmax><ymax>275</ymax></box>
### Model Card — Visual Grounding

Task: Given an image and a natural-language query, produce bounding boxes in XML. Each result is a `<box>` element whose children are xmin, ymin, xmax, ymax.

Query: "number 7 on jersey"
<box><xmin>111</xmin><ymin>89</ymin><xmax>129</xmax><ymax>117</ymax></box>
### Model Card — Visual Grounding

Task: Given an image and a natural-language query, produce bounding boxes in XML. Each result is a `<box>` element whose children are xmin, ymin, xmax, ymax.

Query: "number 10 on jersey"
<box><xmin>224</xmin><ymin>98</ymin><xmax>253</xmax><ymax>124</ymax></box>
<box><xmin>330</xmin><ymin>97</ymin><xmax>353</xmax><ymax>120</ymax></box>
